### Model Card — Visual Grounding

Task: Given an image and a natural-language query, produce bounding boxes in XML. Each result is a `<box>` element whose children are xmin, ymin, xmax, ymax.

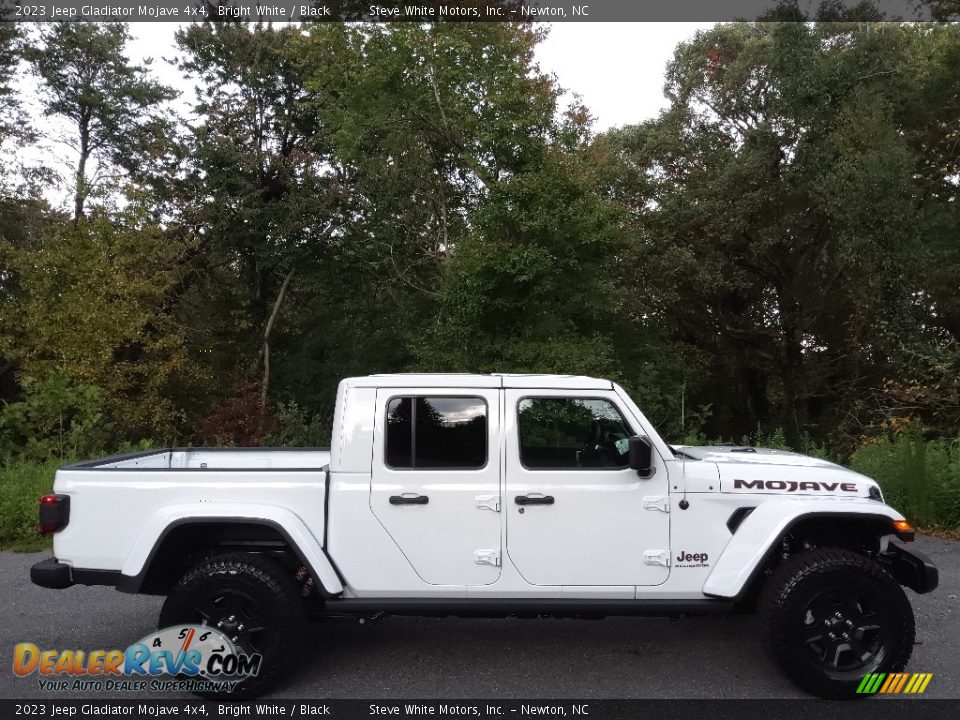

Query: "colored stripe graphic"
<box><xmin>857</xmin><ymin>672</ymin><xmax>932</xmax><ymax>695</ymax></box>
<box><xmin>894</xmin><ymin>673</ymin><xmax>910</xmax><ymax>693</ymax></box>
<box><xmin>856</xmin><ymin>673</ymin><xmax>882</xmax><ymax>693</ymax></box>
<box><xmin>879</xmin><ymin>673</ymin><xmax>898</xmax><ymax>693</ymax></box>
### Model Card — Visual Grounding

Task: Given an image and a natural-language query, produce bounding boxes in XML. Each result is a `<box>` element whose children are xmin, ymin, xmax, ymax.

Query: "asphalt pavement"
<box><xmin>1</xmin><ymin>536</ymin><xmax>957</xmax><ymax>700</ymax></box>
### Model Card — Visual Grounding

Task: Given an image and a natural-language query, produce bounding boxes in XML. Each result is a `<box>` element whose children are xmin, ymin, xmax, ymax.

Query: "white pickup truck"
<box><xmin>31</xmin><ymin>374</ymin><xmax>937</xmax><ymax>698</ymax></box>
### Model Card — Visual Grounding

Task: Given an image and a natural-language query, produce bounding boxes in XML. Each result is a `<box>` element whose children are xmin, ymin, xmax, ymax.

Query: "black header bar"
<box><xmin>0</xmin><ymin>699</ymin><xmax>958</xmax><ymax>719</ymax></box>
<box><xmin>1</xmin><ymin>0</ymin><xmax>956</xmax><ymax>23</ymax></box>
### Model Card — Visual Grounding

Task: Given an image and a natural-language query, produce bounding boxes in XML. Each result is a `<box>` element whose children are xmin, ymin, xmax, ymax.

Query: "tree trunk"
<box><xmin>74</xmin><ymin>123</ymin><xmax>90</xmax><ymax>221</ymax></box>
<box><xmin>780</xmin><ymin>319</ymin><xmax>806</xmax><ymax>448</ymax></box>
<box><xmin>258</xmin><ymin>268</ymin><xmax>295</xmax><ymax>439</ymax></box>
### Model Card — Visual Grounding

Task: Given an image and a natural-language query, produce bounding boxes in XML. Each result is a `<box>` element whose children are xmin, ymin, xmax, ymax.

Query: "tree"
<box><xmin>599</xmin><ymin>21</ymin><xmax>960</xmax><ymax>448</ymax></box>
<box><xmin>299</xmin><ymin>24</ymin><xmax>625</xmax><ymax>376</ymax></box>
<box><xmin>25</xmin><ymin>23</ymin><xmax>176</xmax><ymax>220</ymax></box>
<box><xmin>0</xmin><ymin>209</ymin><xmax>197</xmax><ymax>439</ymax></box>
<box><xmin>0</xmin><ymin>23</ymin><xmax>24</xmax><ymax>155</ymax></box>
<box><xmin>174</xmin><ymin>23</ymin><xmax>341</xmax><ymax>436</ymax></box>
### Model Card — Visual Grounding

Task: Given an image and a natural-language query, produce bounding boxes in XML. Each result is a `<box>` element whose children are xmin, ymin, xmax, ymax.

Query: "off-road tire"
<box><xmin>158</xmin><ymin>552</ymin><xmax>305</xmax><ymax>698</ymax></box>
<box><xmin>759</xmin><ymin>547</ymin><xmax>915</xmax><ymax>699</ymax></box>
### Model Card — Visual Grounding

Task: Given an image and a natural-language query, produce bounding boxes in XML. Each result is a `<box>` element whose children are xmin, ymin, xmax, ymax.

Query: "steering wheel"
<box><xmin>577</xmin><ymin>421</ymin><xmax>607</xmax><ymax>466</ymax></box>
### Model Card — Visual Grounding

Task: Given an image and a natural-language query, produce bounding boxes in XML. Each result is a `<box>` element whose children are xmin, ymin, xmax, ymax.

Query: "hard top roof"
<box><xmin>344</xmin><ymin>373</ymin><xmax>613</xmax><ymax>390</ymax></box>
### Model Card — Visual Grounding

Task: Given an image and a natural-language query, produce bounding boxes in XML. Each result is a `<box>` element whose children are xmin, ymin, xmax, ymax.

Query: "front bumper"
<box><xmin>885</xmin><ymin>541</ymin><xmax>939</xmax><ymax>594</ymax></box>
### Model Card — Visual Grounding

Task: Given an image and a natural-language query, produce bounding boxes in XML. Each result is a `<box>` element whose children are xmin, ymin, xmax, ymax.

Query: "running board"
<box><xmin>321</xmin><ymin>597</ymin><xmax>734</xmax><ymax>618</ymax></box>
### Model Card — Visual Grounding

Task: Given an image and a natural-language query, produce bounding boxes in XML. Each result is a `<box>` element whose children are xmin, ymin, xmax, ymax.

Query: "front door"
<box><xmin>371</xmin><ymin>388</ymin><xmax>502</xmax><ymax>586</ymax></box>
<box><xmin>504</xmin><ymin>389</ymin><xmax>670</xmax><ymax>586</ymax></box>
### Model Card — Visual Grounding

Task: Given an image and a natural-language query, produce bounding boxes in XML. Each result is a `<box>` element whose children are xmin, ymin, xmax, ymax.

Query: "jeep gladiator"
<box><xmin>31</xmin><ymin>374</ymin><xmax>938</xmax><ymax>697</ymax></box>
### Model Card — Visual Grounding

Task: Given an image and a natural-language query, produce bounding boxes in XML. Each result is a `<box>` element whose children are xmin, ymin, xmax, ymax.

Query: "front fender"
<box><xmin>119</xmin><ymin>503</ymin><xmax>344</xmax><ymax>596</ymax></box>
<box><xmin>702</xmin><ymin>499</ymin><xmax>903</xmax><ymax>600</ymax></box>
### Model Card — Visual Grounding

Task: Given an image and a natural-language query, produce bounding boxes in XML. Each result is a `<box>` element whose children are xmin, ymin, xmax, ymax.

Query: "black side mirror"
<box><xmin>628</xmin><ymin>435</ymin><xmax>654</xmax><ymax>477</ymax></box>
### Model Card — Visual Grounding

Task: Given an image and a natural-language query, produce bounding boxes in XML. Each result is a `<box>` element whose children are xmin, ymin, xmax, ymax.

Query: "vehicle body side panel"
<box><xmin>327</xmin><ymin>471</ymin><xmax>467</xmax><ymax>597</ymax></box>
<box><xmin>122</xmin><ymin>503</ymin><xmax>343</xmax><ymax>595</ymax></box>
<box><xmin>660</xmin><ymin>492</ymin><xmax>742</xmax><ymax>596</ymax></box>
<box><xmin>331</xmin><ymin>382</ymin><xmax>376</xmax><ymax>474</ymax></box>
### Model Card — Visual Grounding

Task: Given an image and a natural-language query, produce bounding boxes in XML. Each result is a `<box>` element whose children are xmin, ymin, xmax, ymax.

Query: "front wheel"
<box><xmin>158</xmin><ymin>552</ymin><xmax>305</xmax><ymax>698</ymax></box>
<box><xmin>760</xmin><ymin>547</ymin><xmax>915</xmax><ymax>698</ymax></box>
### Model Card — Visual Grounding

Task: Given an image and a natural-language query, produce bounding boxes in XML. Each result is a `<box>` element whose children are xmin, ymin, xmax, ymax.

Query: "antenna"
<box><xmin>679</xmin><ymin>450</ymin><xmax>689</xmax><ymax>510</ymax></box>
<box><xmin>681</xmin><ymin>381</ymin><xmax>685</xmax><ymax>436</ymax></box>
<box><xmin>678</xmin><ymin>364</ymin><xmax>689</xmax><ymax>509</ymax></box>
<box><xmin>680</xmin><ymin>362</ymin><xmax>686</xmax><ymax>437</ymax></box>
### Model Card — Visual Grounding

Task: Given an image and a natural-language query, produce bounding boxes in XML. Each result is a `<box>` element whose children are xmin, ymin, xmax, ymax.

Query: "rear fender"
<box><xmin>702</xmin><ymin>500</ymin><xmax>903</xmax><ymax>600</ymax></box>
<box><xmin>119</xmin><ymin>503</ymin><xmax>344</xmax><ymax>596</ymax></box>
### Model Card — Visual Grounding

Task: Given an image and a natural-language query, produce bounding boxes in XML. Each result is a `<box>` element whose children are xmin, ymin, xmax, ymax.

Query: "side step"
<box><xmin>321</xmin><ymin>597</ymin><xmax>734</xmax><ymax>619</ymax></box>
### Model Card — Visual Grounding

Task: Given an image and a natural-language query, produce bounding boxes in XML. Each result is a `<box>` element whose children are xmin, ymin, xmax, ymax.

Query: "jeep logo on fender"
<box><xmin>733</xmin><ymin>479</ymin><xmax>858</xmax><ymax>493</ymax></box>
<box><xmin>675</xmin><ymin>550</ymin><xmax>709</xmax><ymax>567</ymax></box>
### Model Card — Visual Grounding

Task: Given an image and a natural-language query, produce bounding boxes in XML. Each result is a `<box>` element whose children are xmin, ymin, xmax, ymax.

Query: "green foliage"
<box><xmin>0</xmin><ymin>210</ymin><xmax>197</xmax><ymax>440</ymax></box>
<box><xmin>416</xmin><ymin>148</ymin><xmax>625</xmax><ymax>376</ymax></box>
<box><xmin>0</xmin><ymin>372</ymin><xmax>112</xmax><ymax>462</ymax></box>
<box><xmin>262</xmin><ymin>402</ymin><xmax>331</xmax><ymax>449</ymax></box>
<box><xmin>851</xmin><ymin>432</ymin><xmax>960</xmax><ymax>531</ymax></box>
<box><xmin>0</xmin><ymin>457</ymin><xmax>59</xmax><ymax>551</ymax></box>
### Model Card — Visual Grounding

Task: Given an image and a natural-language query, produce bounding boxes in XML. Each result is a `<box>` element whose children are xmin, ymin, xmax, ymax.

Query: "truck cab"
<box><xmin>329</xmin><ymin>373</ymin><xmax>674</xmax><ymax>594</ymax></box>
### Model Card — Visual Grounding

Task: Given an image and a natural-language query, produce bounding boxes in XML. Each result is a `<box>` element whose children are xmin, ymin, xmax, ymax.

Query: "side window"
<box><xmin>385</xmin><ymin>396</ymin><xmax>487</xmax><ymax>469</ymax></box>
<box><xmin>518</xmin><ymin>398</ymin><xmax>633</xmax><ymax>469</ymax></box>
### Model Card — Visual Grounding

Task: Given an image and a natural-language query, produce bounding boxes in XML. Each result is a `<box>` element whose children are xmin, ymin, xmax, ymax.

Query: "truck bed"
<box><xmin>52</xmin><ymin>448</ymin><xmax>331</xmax><ymax>575</ymax></box>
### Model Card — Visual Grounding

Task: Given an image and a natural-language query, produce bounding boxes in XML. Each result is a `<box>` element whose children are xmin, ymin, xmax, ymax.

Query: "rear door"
<box><xmin>504</xmin><ymin>389</ymin><xmax>671</xmax><ymax>587</ymax></box>
<box><xmin>370</xmin><ymin>388</ymin><xmax>502</xmax><ymax>586</ymax></box>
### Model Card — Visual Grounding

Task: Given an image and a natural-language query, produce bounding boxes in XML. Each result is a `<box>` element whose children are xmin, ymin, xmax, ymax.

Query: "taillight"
<box><xmin>38</xmin><ymin>494</ymin><xmax>70</xmax><ymax>533</ymax></box>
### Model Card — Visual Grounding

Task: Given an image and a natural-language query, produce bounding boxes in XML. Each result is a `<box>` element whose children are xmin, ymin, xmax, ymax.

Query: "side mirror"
<box><xmin>628</xmin><ymin>435</ymin><xmax>654</xmax><ymax>477</ymax></box>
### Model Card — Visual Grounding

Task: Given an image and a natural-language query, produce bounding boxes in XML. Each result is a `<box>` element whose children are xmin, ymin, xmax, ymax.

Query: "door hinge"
<box><xmin>474</xmin><ymin>549</ymin><xmax>501</xmax><ymax>566</ymax></box>
<box><xmin>475</xmin><ymin>494</ymin><xmax>500</xmax><ymax>512</ymax></box>
<box><xmin>643</xmin><ymin>549</ymin><xmax>671</xmax><ymax>567</ymax></box>
<box><xmin>643</xmin><ymin>495</ymin><xmax>670</xmax><ymax>513</ymax></box>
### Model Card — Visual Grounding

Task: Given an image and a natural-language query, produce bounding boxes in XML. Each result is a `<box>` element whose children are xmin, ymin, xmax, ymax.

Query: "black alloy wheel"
<box><xmin>760</xmin><ymin>547</ymin><xmax>915</xmax><ymax>698</ymax></box>
<box><xmin>159</xmin><ymin>552</ymin><xmax>305</xmax><ymax>698</ymax></box>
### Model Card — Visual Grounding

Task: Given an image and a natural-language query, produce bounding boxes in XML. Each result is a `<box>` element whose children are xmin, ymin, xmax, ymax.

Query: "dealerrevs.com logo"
<box><xmin>13</xmin><ymin>625</ymin><xmax>261</xmax><ymax>693</ymax></box>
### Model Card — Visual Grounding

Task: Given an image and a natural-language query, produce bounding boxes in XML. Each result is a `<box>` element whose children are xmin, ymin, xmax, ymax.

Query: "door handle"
<box><xmin>515</xmin><ymin>494</ymin><xmax>555</xmax><ymax>506</ymax></box>
<box><xmin>389</xmin><ymin>494</ymin><xmax>429</xmax><ymax>505</ymax></box>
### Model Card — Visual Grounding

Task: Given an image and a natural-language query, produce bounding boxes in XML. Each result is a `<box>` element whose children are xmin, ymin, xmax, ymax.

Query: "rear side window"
<box><xmin>518</xmin><ymin>397</ymin><xmax>633</xmax><ymax>469</ymax></box>
<box><xmin>385</xmin><ymin>396</ymin><xmax>487</xmax><ymax>469</ymax></box>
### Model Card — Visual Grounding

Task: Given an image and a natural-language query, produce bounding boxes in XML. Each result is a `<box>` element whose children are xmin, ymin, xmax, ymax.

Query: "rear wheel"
<box><xmin>760</xmin><ymin>547</ymin><xmax>915</xmax><ymax>698</ymax></box>
<box><xmin>159</xmin><ymin>552</ymin><xmax>305</xmax><ymax>698</ymax></box>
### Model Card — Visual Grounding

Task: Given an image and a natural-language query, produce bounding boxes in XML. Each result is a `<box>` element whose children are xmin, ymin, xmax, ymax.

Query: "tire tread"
<box><xmin>759</xmin><ymin>547</ymin><xmax>914</xmax><ymax>698</ymax></box>
<box><xmin>158</xmin><ymin>552</ymin><xmax>305</xmax><ymax>698</ymax></box>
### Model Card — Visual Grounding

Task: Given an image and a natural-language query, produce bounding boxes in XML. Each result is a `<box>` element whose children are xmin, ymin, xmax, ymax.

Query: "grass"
<box><xmin>850</xmin><ymin>434</ymin><xmax>960</xmax><ymax>533</ymax></box>
<box><xmin>0</xmin><ymin>458</ymin><xmax>58</xmax><ymax>552</ymax></box>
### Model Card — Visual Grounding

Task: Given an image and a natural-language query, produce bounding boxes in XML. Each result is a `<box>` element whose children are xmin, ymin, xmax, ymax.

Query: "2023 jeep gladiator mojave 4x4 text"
<box><xmin>31</xmin><ymin>374</ymin><xmax>938</xmax><ymax>698</ymax></box>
